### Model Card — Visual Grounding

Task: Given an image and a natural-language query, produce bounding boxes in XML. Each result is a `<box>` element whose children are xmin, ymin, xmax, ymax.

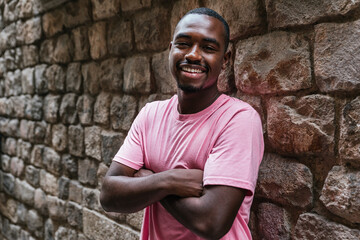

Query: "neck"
<box><xmin>177</xmin><ymin>85</ymin><xmax>220</xmax><ymax>114</ymax></box>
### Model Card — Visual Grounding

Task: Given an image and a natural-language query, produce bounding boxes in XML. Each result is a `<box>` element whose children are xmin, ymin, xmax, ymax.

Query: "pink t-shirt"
<box><xmin>113</xmin><ymin>94</ymin><xmax>264</xmax><ymax>240</ymax></box>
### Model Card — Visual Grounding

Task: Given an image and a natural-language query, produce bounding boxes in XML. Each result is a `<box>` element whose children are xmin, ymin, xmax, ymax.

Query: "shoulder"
<box><xmin>219</xmin><ymin>95</ymin><xmax>260</xmax><ymax>121</ymax></box>
<box><xmin>138</xmin><ymin>95</ymin><xmax>177</xmax><ymax>119</ymax></box>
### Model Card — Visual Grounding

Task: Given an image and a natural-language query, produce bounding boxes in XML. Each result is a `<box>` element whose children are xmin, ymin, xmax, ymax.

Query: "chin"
<box><xmin>177</xmin><ymin>83</ymin><xmax>202</xmax><ymax>93</ymax></box>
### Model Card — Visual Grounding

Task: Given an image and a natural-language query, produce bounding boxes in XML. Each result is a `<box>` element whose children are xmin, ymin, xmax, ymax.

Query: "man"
<box><xmin>100</xmin><ymin>8</ymin><xmax>264</xmax><ymax>240</ymax></box>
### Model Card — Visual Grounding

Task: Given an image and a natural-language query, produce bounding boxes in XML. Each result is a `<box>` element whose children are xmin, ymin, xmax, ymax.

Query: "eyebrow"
<box><xmin>175</xmin><ymin>33</ymin><xmax>220</xmax><ymax>48</ymax></box>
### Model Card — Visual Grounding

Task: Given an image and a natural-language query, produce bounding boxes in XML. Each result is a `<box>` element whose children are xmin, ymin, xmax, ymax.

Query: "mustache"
<box><xmin>176</xmin><ymin>60</ymin><xmax>209</xmax><ymax>71</ymax></box>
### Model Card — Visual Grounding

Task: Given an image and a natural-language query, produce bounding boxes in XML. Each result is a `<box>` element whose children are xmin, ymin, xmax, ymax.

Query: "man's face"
<box><xmin>169</xmin><ymin>14</ymin><xmax>228</xmax><ymax>93</ymax></box>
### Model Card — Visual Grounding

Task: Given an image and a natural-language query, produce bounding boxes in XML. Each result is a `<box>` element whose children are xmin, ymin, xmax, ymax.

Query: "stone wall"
<box><xmin>0</xmin><ymin>0</ymin><xmax>359</xmax><ymax>239</ymax></box>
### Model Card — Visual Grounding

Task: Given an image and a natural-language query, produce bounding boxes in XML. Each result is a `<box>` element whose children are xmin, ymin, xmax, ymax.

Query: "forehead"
<box><xmin>173</xmin><ymin>14</ymin><xmax>225</xmax><ymax>40</ymax></box>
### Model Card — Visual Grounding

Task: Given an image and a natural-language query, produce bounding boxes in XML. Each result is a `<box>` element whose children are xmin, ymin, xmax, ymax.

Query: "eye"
<box><xmin>175</xmin><ymin>42</ymin><xmax>190</xmax><ymax>48</ymax></box>
<box><xmin>203</xmin><ymin>45</ymin><xmax>216</xmax><ymax>52</ymax></box>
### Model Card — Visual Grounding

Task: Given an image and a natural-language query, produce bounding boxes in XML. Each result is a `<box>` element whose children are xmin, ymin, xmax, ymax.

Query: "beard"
<box><xmin>177</xmin><ymin>82</ymin><xmax>202</xmax><ymax>93</ymax></box>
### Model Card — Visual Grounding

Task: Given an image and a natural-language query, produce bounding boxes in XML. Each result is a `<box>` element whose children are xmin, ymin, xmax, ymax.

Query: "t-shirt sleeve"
<box><xmin>203</xmin><ymin>107</ymin><xmax>264</xmax><ymax>196</ymax></box>
<box><xmin>112</xmin><ymin>106</ymin><xmax>147</xmax><ymax>170</ymax></box>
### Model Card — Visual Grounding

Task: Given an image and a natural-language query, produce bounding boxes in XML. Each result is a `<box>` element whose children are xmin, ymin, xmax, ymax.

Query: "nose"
<box><xmin>185</xmin><ymin>45</ymin><xmax>202</xmax><ymax>63</ymax></box>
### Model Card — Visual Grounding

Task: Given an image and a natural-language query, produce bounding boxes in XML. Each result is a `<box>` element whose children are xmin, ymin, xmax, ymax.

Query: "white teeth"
<box><xmin>182</xmin><ymin>67</ymin><xmax>203</xmax><ymax>73</ymax></box>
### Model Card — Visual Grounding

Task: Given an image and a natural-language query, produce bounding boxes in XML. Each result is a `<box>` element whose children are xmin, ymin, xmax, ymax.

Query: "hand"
<box><xmin>168</xmin><ymin>169</ymin><xmax>204</xmax><ymax>198</ymax></box>
<box><xmin>134</xmin><ymin>168</ymin><xmax>154</xmax><ymax>177</ymax></box>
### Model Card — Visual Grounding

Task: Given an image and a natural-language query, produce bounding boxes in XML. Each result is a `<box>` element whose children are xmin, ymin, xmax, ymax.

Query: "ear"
<box><xmin>169</xmin><ymin>41</ymin><xmax>173</xmax><ymax>50</ymax></box>
<box><xmin>222</xmin><ymin>50</ymin><xmax>231</xmax><ymax>70</ymax></box>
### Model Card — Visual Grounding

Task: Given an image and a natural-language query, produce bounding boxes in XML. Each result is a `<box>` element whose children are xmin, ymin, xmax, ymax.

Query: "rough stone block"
<box><xmin>60</xmin><ymin>93</ymin><xmax>78</xmax><ymax>124</ymax></box>
<box><xmin>69</xmin><ymin>180</ymin><xmax>83</xmax><ymax>204</ymax></box>
<box><xmin>58</xmin><ymin>176</ymin><xmax>69</xmax><ymax>200</ymax></box>
<box><xmin>71</xmin><ymin>26</ymin><xmax>90</xmax><ymax>61</ymax></box>
<box><xmin>16</xmin><ymin>202</ymin><xmax>27</xmax><ymax>225</ymax></box>
<box><xmin>320</xmin><ymin>165</ymin><xmax>360</xmax><ymax>223</ymax></box>
<box><xmin>267</xmin><ymin>95</ymin><xmax>335</xmax><ymax>155</ymax></box>
<box><xmin>266</xmin><ymin>0</ymin><xmax>360</xmax><ymax>29</ymax></box>
<box><xmin>0</xmin><ymin>98</ymin><xmax>13</xmax><ymax>117</ymax></box>
<box><xmin>40</xmin><ymin>169</ymin><xmax>58</xmax><ymax>195</ymax></box>
<box><xmin>30</xmin><ymin>145</ymin><xmax>44</xmax><ymax>167</ymax></box>
<box><xmin>66</xmin><ymin>201</ymin><xmax>82</xmax><ymax>228</ymax></box>
<box><xmin>82</xmin><ymin>188</ymin><xmax>100</xmax><ymax>211</ymax></box>
<box><xmin>10</xmin><ymin>96</ymin><xmax>26</xmax><ymax>118</ymax></box>
<box><xmin>234</xmin><ymin>31</ymin><xmax>311</xmax><ymax>94</ymax></box>
<box><xmin>124</xmin><ymin>56</ymin><xmax>151</xmax><ymax>93</ymax></box>
<box><xmin>91</xmin><ymin>0</ymin><xmax>120</xmax><ymax>20</ymax></box>
<box><xmin>21</xmin><ymin>68</ymin><xmax>34</xmax><ymax>94</ymax></box>
<box><xmin>256</xmin><ymin>153</ymin><xmax>313</xmax><ymax>208</ymax></box>
<box><xmin>44</xmin><ymin>219</ymin><xmax>54</xmax><ymax>240</ymax></box>
<box><xmin>203</xmin><ymin>0</ymin><xmax>264</xmax><ymax>39</ymax></box>
<box><xmin>51</xmin><ymin>124</ymin><xmax>67</xmax><ymax>152</ymax></box>
<box><xmin>97</xmin><ymin>163</ymin><xmax>108</xmax><ymax>189</ymax></box>
<box><xmin>30</xmin><ymin>121</ymin><xmax>47</xmax><ymax>144</ymax></box>
<box><xmin>43</xmin><ymin>147</ymin><xmax>62</xmax><ymax>176</ymax></box>
<box><xmin>77</xmin><ymin>94</ymin><xmax>94</xmax><ymax>125</ymax></box>
<box><xmin>110</xmin><ymin>95</ymin><xmax>137</xmax><ymax>131</ymax></box>
<box><xmin>47</xmin><ymin>195</ymin><xmax>66</xmax><ymax>221</ymax></box>
<box><xmin>218</xmin><ymin>43</ymin><xmax>235</xmax><ymax>93</ymax></box>
<box><xmin>4</xmin><ymin>48</ymin><xmax>22</xmax><ymax>70</ymax></box>
<box><xmin>19</xmin><ymin>120</ymin><xmax>31</xmax><ymax>140</ymax></box>
<box><xmin>121</xmin><ymin>0</ymin><xmax>151</xmax><ymax>11</ymax></box>
<box><xmin>7</xmin><ymin>119</ymin><xmax>20</xmax><ymax>138</ymax></box>
<box><xmin>42</xmin><ymin>9</ymin><xmax>65</xmax><ymax>37</ymax></box>
<box><xmin>257</xmin><ymin>203</ymin><xmax>290</xmax><ymax>239</ymax></box>
<box><xmin>82</xmin><ymin>62</ymin><xmax>100</xmax><ymax>95</ymax></box>
<box><xmin>39</xmin><ymin>39</ymin><xmax>55</xmax><ymax>63</ymax></box>
<box><xmin>0</xmin><ymin>198</ymin><xmax>18</xmax><ymax>226</ymax></box>
<box><xmin>68</xmin><ymin>125</ymin><xmax>84</xmax><ymax>157</ymax></box>
<box><xmin>84</xmin><ymin>126</ymin><xmax>101</xmax><ymax>161</ymax></box>
<box><xmin>314</xmin><ymin>20</ymin><xmax>360</xmax><ymax>93</ymax></box>
<box><xmin>46</xmin><ymin>64</ymin><xmax>66</xmax><ymax>93</ymax></box>
<box><xmin>34</xmin><ymin>64</ymin><xmax>48</xmax><ymax>95</ymax></box>
<box><xmin>61</xmin><ymin>154</ymin><xmax>78</xmax><ymax>180</ymax></box>
<box><xmin>22</xmin><ymin>45</ymin><xmax>39</xmax><ymax>67</ymax></box>
<box><xmin>66</xmin><ymin>62</ymin><xmax>82</xmax><ymax>93</ymax></box>
<box><xmin>1</xmin><ymin>154</ymin><xmax>11</xmax><ymax>172</ymax></box>
<box><xmin>10</xmin><ymin>157</ymin><xmax>24</xmax><ymax>177</ymax></box>
<box><xmin>101</xmin><ymin>131</ymin><xmax>124</xmax><ymax>165</ymax></box>
<box><xmin>170</xmin><ymin>0</ymin><xmax>199</xmax><ymax>36</ymax></box>
<box><xmin>133</xmin><ymin>7</ymin><xmax>170</xmax><ymax>51</ymax></box>
<box><xmin>339</xmin><ymin>97</ymin><xmax>360</xmax><ymax>162</ymax></box>
<box><xmin>16</xmin><ymin>17</ymin><xmax>42</xmax><ymax>44</ymax></box>
<box><xmin>99</xmin><ymin>58</ymin><xmax>124</xmax><ymax>92</ymax></box>
<box><xmin>4</xmin><ymin>137</ymin><xmax>17</xmax><ymax>156</ymax></box>
<box><xmin>83</xmin><ymin>208</ymin><xmax>139</xmax><ymax>240</ymax></box>
<box><xmin>78</xmin><ymin>158</ymin><xmax>98</xmax><ymax>186</ymax></box>
<box><xmin>43</xmin><ymin>94</ymin><xmax>61</xmax><ymax>123</ymax></box>
<box><xmin>4</xmin><ymin>1</ymin><xmax>19</xmax><ymax>23</ymax></box>
<box><xmin>55</xmin><ymin>226</ymin><xmax>77</xmax><ymax>240</ymax></box>
<box><xmin>5</xmin><ymin>70</ymin><xmax>22</xmax><ymax>96</ymax></box>
<box><xmin>53</xmin><ymin>34</ymin><xmax>73</xmax><ymax>63</ymax></box>
<box><xmin>88</xmin><ymin>21</ymin><xmax>107</xmax><ymax>60</ymax></box>
<box><xmin>0</xmin><ymin>23</ymin><xmax>16</xmax><ymax>54</ymax></box>
<box><xmin>2</xmin><ymin>172</ymin><xmax>15</xmax><ymax>196</ymax></box>
<box><xmin>152</xmin><ymin>50</ymin><xmax>177</xmax><ymax>94</ymax></box>
<box><xmin>293</xmin><ymin>213</ymin><xmax>360</xmax><ymax>239</ymax></box>
<box><xmin>34</xmin><ymin>188</ymin><xmax>48</xmax><ymax>216</ymax></box>
<box><xmin>64</xmin><ymin>0</ymin><xmax>91</xmax><ymax>28</ymax></box>
<box><xmin>16</xmin><ymin>139</ymin><xmax>32</xmax><ymax>162</ymax></box>
<box><xmin>94</xmin><ymin>92</ymin><xmax>111</xmax><ymax>125</ymax></box>
<box><xmin>25</xmin><ymin>95</ymin><xmax>43</xmax><ymax>121</ymax></box>
<box><xmin>15</xmin><ymin>179</ymin><xmax>35</xmax><ymax>206</ymax></box>
<box><xmin>126</xmin><ymin>211</ymin><xmax>144</xmax><ymax>231</ymax></box>
<box><xmin>26</xmin><ymin>209</ymin><xmax>43</xmax><ymax>238</ymax></box>
<box><xmin>25</xmin><ymin>165</ymin><xmax>40</xmax><ymax>188</ymax></box>
<box><xmin>107</xmin><ymin>17</ymin><xmax>132</xmax><ymax>55</ymax></box>
<box><xmin>17</xmin><ymin>0</ymin><xmax>37</xmax><ymax>19</ymax></box>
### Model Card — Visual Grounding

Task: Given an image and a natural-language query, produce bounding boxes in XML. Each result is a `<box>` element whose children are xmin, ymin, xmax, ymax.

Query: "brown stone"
<box><xmin>99</xmin><ymin>58</ymin><xmax>124</xmax><ymax>92</ymax></box>
<box><xmin>22</xmin><ymin>45</ymin><xmax>38</xmax><ymax>67</ymax></box>
<box><xmin>17</xmin><ymin>0</ymin><xmax>37</xmax><ymax>19</ymax></box>
<box><xmin>4</xmin><ymin>1</ymin><xmax>19</xmax><ymax>23</ymax></box>
<box><xmin>234</xmin><ymin>31</ymin><xmax>311</xmax><ymax>94</ymax></box>
<box><xmin>170</xmin><ymin>0</ymin><xmax>199</xmax><ymax>36</ymax></box>
<box><xmin>52</xmin><ymin>124</ymin><xmax>67</xmax><ymax>152</ymax></box>
<box><xmin>203</xmin><ymin>0</ymin><xmax>264</xmax><ymax>40</ymax></box>
<box><xmin>66</xmin><ymin>62</ymin><xmax>82</xmax><ymax>93</ymax></box>
<box><xmin>77</xmin><ymin>94</ymin><xmax>94</xmax><ymax>125</ymax></box>
<box><xmin>64</xmin><ymin>0</ymin><xmax>91</xmax><ymax>28</ymax></box>
<box><xmin>267</xmin><ymin>95</ymin><xmax>335</xmax><ymax>155</ymax></box>
<box><xmin>256</xmin><ymin>153</ymin><xmax>313</xmax><ymax>208</ymax></box>
<box><xmin>69</xmin><ymin>180</ymin><xmax>83</xmax><ymax>204</ymax></box>
<box><xmin>121</xmin><ymin>0</ymin><xmax>151</xmax><ymax>11</ymax></box>
<box><xmin>257</xmin><ymin>203</ymin><xmax>291</xmax><ymax>239</ymax></box>
<box><xmin>43</xmin><ymin>94</ymin><xmax>61</xmax><ymax>123</ymax></box>
<box><xmin>39</xmin><ymin>39</ymin><xmax>55</xmax><ymax>64</ymax></box>
<box><xmin>0</xmin><ymin>23</ymin><xmax>16</xmax><ymax>54</ymax></box>
<box><xmin>124</xmin><ymin>56</ymin><xmax>151</xmax><ymax>94</ymax></box>
<box><xmin>82</xmin><ymin>187</ymin><xmax>100</xmax><ymax>211</ymax></box>
<box><xmin>133</xmin><ymin>7</ymin><xmax>170</xmax><ymax>51</ymax></box>
<box><xmin>21</xmin><ymin>68</ymin><xmax>34</xmax><ymax>95</ymax></box>
<box><xmin>5</xmin><ymin>70</ymin><xmax>22</xmax><ymax>97</ymax></box>
<box><xmin>59</xmin><ymin>93</ymin><xmax>78</xmax><ymax>124</ymax></box>
<box><xmin>71</xmin><ymin>26</ymin><xmax>90</xmax><ymax>61</ymax></box>
<box><xmin>339</xmin><ymin>97</ymin><xmax>360</xmax><ymax>162</ymax></box>
<box><xmin>293</xmin><ymin>213</ymin><xmax>360</xmax><ymax>239</ymax></box>
<box><xmin>84</xmin><ymin>126</ymin><xmax>101</xmax><ymax>161</ymax></box>
<box><xmin>217</xmin><ymin>43</ymin><xmax>235</xmax><ymax>93</ymax></box>
<box><xmin>42</xmin><ymin>9</ymin><xmax>65</xmax><ymax>37</ymax></box>
<box><xmin>91</xmin><ymin>0</ymin><xmax>120</xmax><ymax>20</ymax></box>
<box><xmin>110</xmin><ymin>95</ymin><xmax>137</xmax><ymax>131</ymax></box>
<box><xmin>320</xmin><ymin>165</ymin><xmax>360</xmax><ymax>223</ymax></box>
<box><xmin>42</xmin><ymin>147</ymin><xmax>62</xmax><ymax>176</ymax></box>
<box><xmin>82</xmin><ymin>62</ymin><xmax>100</xmax><ymax>96</ymax></box>
<box><xmin>314</xmin><ymin>20</ymin><xmax>360</xmax><ymax>93</ymax></box>
<box><xmin>68</xmin><ymin>125</ymin><xmax>84</xmax><ymax>157</ymax></box>
<box><xmin>78</xmin><ymin>158</ymin><xmax>98</xmax><ymax>186</ymax></box>
<box><xmin>107</xmin><ymin>17</ymin><xmax>132</xmax><ymax>56</ymax></box>
<box><xmin>266</xmin><ymin>0</ymin><xmax>360</xmax><ymax>29</ymax></box>
<box><xmin>34</xmin><ymin>188</ymin><xmax>47</xmax><ymax>215</ymax></box>
<box><xmin>88</xmin><ymin>21</ymin><xmax>107</xmax><ymax>60</ymax></box>
<box><xmin>94</xmin><ymin>92</ymin><xmax>111</xmax><ymax>126</ymax></box>
<box><xmin>53</xmin><ymin>34</ymin><xmax>73</xmax><ymax>63</ymax></box>
<box><xmin>101</xmin><ymin>131</ymin><xmax>124</xmax><ymax>165</ymax></box>
<box><xmin>39</xmin><ymin>169</ymin><xmax>58</xmax><ymax>195</ymax></box>
<box><xmin>16</xmin><ymin>17</ymin><xmax>42</xmax><ymax>44</ymax></box>
<box><xmin>152</xmin><ymin>50</ymin><xmax>177</xmax><ymax>94</ymax></box>
<box><xmin>47</xmin><ymin>196</ymin><xmax>66</xmax><ymax>221</ymax></box>
<box><xmin>46</xmin><ymin>64</ymin><xmax>66</xmax><ymax>93</ymax></box>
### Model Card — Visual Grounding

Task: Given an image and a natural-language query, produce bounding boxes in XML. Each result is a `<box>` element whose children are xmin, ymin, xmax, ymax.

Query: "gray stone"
<box><xmin>25</xmin><ymin>165</ymin><xmax>40</xmax><ymax>187</ymax></box>
<box><xmin>78</xmin><ymin>158</ymin><xmax>98</xmax><ymax>186</ymax></box>
<box><xmin>234</xmin><ymin>31</ymin><xmax>311</xmax><ymax>94</ymax></box>
<box><xmin>34</xmin><ymin>188</ymin><xmax>48</xmax><ymax>216</ymax></box>
<box><xmin>22</xmin><ymin>45</ymin><xmax>39</xmax><ymax>67</ymax></box>
<box><xmin>40</xmin><ymin>169</ymin><xmax>58</xmax><ymax>195</ymax></box>
<box><xmin>101</xmin><ymin>131</ymin><xmax>124</xmax><ymax>165</ymax></box>
<box><xmin>83</xmin><ymin>208</ymin><xmax>139</xmax><ymax>240</ymax></box>
<box><xmin>339</xmin><ymin>97</ymin><xmax>360</xmax><ymax>161</ymax></box>
<box><xmin>266</xmin><ymin>0</ymin><xmax>360</xmax><ymax>29</ymax></box>
<box><xmin>46</xmin><ymin>64</ymin><xmax>66</xmax><ymax>93</ymax></box>
<box><xmin>82</xmin><ymin>62</ymin><xmax>100</xmax><ymax>95</ymax></box>
<box><xmin>62</xmin><ymin>154</ymin><xmax>78</xmax><ymax>179</ymax></box>
<box><xmin>314</xmin><ymin>20</ymin><xmax>360</xmax><ymax>93</ymax></box>
<box><xmin>25</xmin><ymin>95</ymin><xmax>43</xmax><ymax>121</ymax></box>
<box><xmin>94</xmin><ymin>92</ymin><xmax>111</xmax><ymax>125</ymax></box>
<box><xmin>124</xmin><ymin>56</ymin><xmax>151</xmax><ymax>93</ymax></box>
<box><xmin>72</xmin><ymin>26</ymin><xmax>90</xmax><ymax>61</ymax></box>
<box><xmin>88</xmin><ymin>21</ymin><xmax>107</xmax><ymax>60</ymax></box>
<box><xmin>3</xmin><ymin>221</ymin><xmax>21</xmax><ymax>240</ymax></box>
<box><xmin>30</xmin><ymin>145</ymin><xmax>44</xmax><ymax>168</ymax></box>
<box><xmin>58</xmin><ymin>176</ymin><xmax>69</xmax><ymax>200</ymax></box>
<box><xmin>133</xmin><ymin>7</ymin><xmax>170</xmax><ymax>51</ymax></box>
<box><xmin>99</xmin><ymin>58</ymin><xmax>124</xmax><ymax>92</ymax></box>
<box><xmin>4</xmin><ymin>48</ymin><xmax>22</xmax><ymax>70</ymax></box>
<box><xmin>0</xmin><ymin>98</ymin><xmax>13</xmax><ymax>117</ymax></box>
<box><xmin>68</xmin><ymin>125</ymin><xmax>84</xmax><ymax>157</ymax></box>
<box><xmin>107</xmin><ymin>17</ymin><xmax>132</xmax><ymax>55</ymax></box>
<box><xmin>293</xmin><ymin>213</ymin><xmax>360</xmax><ymax>239</ymax></box>
<box><xmin>16</xmin><ymin>202</ymin><xmax>27</xmax><ymax>225</ymax></box>
<box><xmin>42</xmin><ymin>9</ymin><xmax>64</xmax><ymax>37</ymax></box>
<box><xmin>1</xmin><ymin>154</ymin><xmax>11</xmax><ymax>172</ymax></box>
<box><xmin>121</xmin><ymin>0</ymin><xmax>151</xmax><ymax>11</ymax></box>
<box><xmin>127</xmin><ymin>211</ymin><xmax>144</xmax><ymax>231</ymax></box>
<box><xmin>2</xmin><ymin>172</ymin><xmax>15</xmax><ymax>196</ymax></box>
<box><xmin>17</xmin><ymin>0</ymin><xmax>37</xmax><ymax>19</ymax></box>
<box><xmin>84</xmin><ymin>126</ymin><xmax>101</xmax><ymax>161</ymax></box>
<box><xmin>66</xmin><ymin>201</ymin><xmax>82</xmax><ymax>228</ymax></box>
<box><xmin>256</xmin><ymin>153</ymin><xmax>313</xmax><ymax>208</ymax></box>
<box><xmin>59</xmin><ymin>93</ymin><xmax>78</xmax><ymax>124</ymax></box>
<box><xmin>0</xmin><ymin>23</ymin><xmax>16</xmax><ymax>54</ymax></box>
<box><xmin>97</xmin><ymin>163</ymin><xmax>108</xmax><ymax>189</ymax></box>
<box><xmin>69</xmin><ymin>180</ymin><xmax>83</xmax><ymax>204</ymax></box>
<box><xmin>267</xmin><ymin>95</ymin><xmax>335</xmax><ymax>155</ymax></box>
<box><xmin>43</xmin><ymin>147</ymin><xmax>62</xmax><ymax>176</ymax></box>
<box><xmin>44</xmin><ymin>218</ymin><xmax>55</xmax><ymax>240</ymax></box>
<box><xmin>5</xmin><ymin>70</ymin><xmax>22</xmax><ymax>96</ymax></box>
<box><xmin>91</xmin><ymin>0</ymin><xmax>120</xmax><ymax>20</ymax></box>
<box><xmin>40</xmin><ymin>39</ymin><xmax>55</xmax><ymax>63</ymax></box>
<box><xmin>0</xmin><ymin>197</ymin><xmax>18</xmax><ymax>223</ymax></box>
<box><xmin>6</xmin><ymin>119</ymin><xmax>20</xmax><ymax>137</ymax></box>
<box><xmin>16</xmin><ymin>139</ymin><xmax>32</xmax><ymax>162</ymax></box>
<box><xmin>4</xmin><ymin>137</ymin><xmax>17</xmax><ymax>156</ymax></box>
<box><xmin>77</xmin><ymin>94</ymin><xmax>94</xmax><ymax>125</ymax></box>
<box><xmin>66</xmin><ymin>62</ymin><xmax>82</xmax><ymax>93</ymax></box>
<box><xmin>15</xmin><ymin>179</ymin><xmax>35</xmax><ymax>206</ymax></box>
<box><xmin>47</xmin><ymin>195</ymin><xmax>66</xmax><ymax>221</ymax></box>
<box><xmin>82</xmin><ymin>187</ymin><xmax>100</xmax><ymax>211</ymax></box>
<box><xmin>10</xmin><ymin>157</ymin><xmax>25</xmax><ymax>177</ymax></box>
<box><xmin>52</xmin><ymin>124</ymin><xmax>67</xmax><ymax>152</ymax></box>
<box><xmin>4</xmin><ymin>1</ymin><xmax>19</xmax><ymax>23</ymax></box>
<box><xmin>10</xmin><ymin>96</ymin><xmax>26</xmax><ymax>118</ymax></box>
<box><xmin>21</xmin><ymin>68</ymin><xmax>35</xmax><ymax>94</ymax></box>
<box><xmin>320</xmin><ymin>165</ymin><xmax>360</xmax><ymax>223</ymax></box>
<box><xmin>55</xmin><ymin>226</ymin><xmax>77</xmax><ymax>240</ymax></box>
<box><xmin>152</xmin><ymin>50</ymin><xmax>177</xmax><ymax>94</ymax></box>
<box><xmin>110</xmin><ymin>95</ymin><xmax>137</xmax><ymax>131</ymax></box>
<box><xmin>19</xmin><ymin>120</ymin><xmax>31</xmax><ymax>140</ymax></box>
<box><xmin>30</xmin><ymin>121</ymin><xmax>47</xmax><ymax>144</ymax></box>
<box><xmin>35</xmin><ymin>64</ymin><xmax>48</xmax><ymax>95</ymax></box>
<box><xmin>64</xmin><ymin>0</ymin><xmax>91</xmax><ymax>28</ymax></box>
<box><xmin>16</xmin><ymin>17</ymin><xmax>42</xmax><ymax>44</ymax></box>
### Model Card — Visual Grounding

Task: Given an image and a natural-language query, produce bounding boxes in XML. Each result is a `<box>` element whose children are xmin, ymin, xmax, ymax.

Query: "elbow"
<box><xmin>99</xmin><ymin>185</ymin><xmax>113</xmax><ymax>212</ymax></box>
<box><xmin>194</xmin><ymin>218</ymin><xmax>231</xmax><ymax>240</ymax></box>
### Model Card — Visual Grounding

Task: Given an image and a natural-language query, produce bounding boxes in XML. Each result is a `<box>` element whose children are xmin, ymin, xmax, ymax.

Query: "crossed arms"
<box><xmin>100</xmin><ymin>162</ymin><xmax>246</xmax><ymax>239</ymax></box>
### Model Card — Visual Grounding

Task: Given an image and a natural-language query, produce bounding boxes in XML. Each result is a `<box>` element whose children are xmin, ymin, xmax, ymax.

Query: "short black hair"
<box><xmin>182</xmin><ymin>7</ymin><xmax>230</xmax><ymax>52</ymax></box>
